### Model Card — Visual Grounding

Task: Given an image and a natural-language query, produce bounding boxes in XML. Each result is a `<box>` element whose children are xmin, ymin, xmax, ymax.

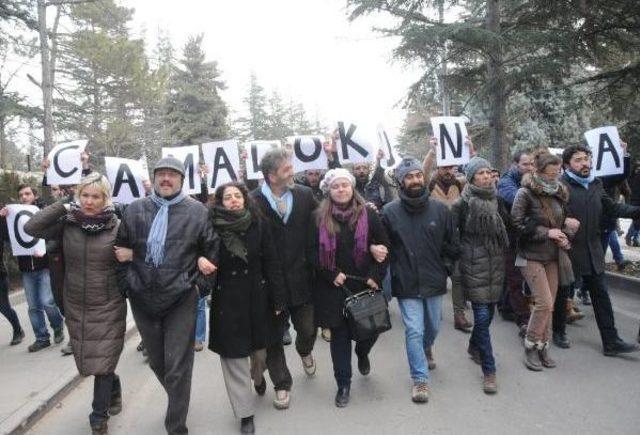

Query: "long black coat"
<box><xmin>562</xmin><ymin>173</ymin><xmax>640</xmax><ymax>276</ymax></box>
<box><xmin>208</xmin><ymin>216</ymin><xmax>287</xmax><ymax>358</ymax></box>
<box><xmin>251</xmin><ymin>185</ymin><xmax>317</xmax><ymax>308</ymax></box>
<box><xmin>310</xmin><ymin>207</ymin><xmax>389</xmax><ymax>328</ymax></box>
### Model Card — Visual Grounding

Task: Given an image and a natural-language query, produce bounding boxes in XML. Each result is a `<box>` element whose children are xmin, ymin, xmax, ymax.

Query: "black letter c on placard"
<box><xmin>53</xmin><ymin>145</ymin><xmax>80</xmax><ymax>178</ymax></box>
<box><xmin>14</xmin><ymin>211</ymin><xmax>38</xmax><ymax>249</ymax></box>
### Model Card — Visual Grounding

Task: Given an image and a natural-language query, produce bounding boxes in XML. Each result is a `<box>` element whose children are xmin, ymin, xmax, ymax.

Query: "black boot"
<box><xmin>254</xmin><ymin>376</ymin><xmax>266</xmax><ymax>396</ymax></box>
<box><xmin>109</xmin><ymin>376</ymin><xmax>122</xmax><ymax>415</ymax></box>
<box><xmin>10</xmin><ymin>328</ymin><xmax>25</xmax><ymax>346</ymax></box>
<box><xmin>335</xmin><ymin>386</ymin><xmax>350</xmax><ymax>408</ymax></box>
<box><xmin>357</xmin><ymin>354</ymin><xmax>370</xmax><ymax>376</ymax></box>
<box><xmin>552</xmin><ymin>331</ymin><xmax>570</xmax><ymax>349</ymax></box>
<box><xmin>240</xmin><ymin>416</ymin><xmax>255</xmax><ymax>434</ymax></box>
<box><xmin>28</xmin><ymin>340</ymin><xmax>50</xmax><ymax>353</ymax></box>
<box><xmin>603</xmin><ymin>338</ymin><xmax>640</xmax><ymax>356</ymax></box>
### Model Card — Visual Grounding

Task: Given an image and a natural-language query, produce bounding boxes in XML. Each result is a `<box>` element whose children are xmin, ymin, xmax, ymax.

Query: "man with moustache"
<box><xmin>561</xmin><ymin>144</ymin><xmax>640</xmax><ymax>356</ymax></box>
<box><xmin>251</xmin><ymin>148</ymin><xmax>318</xmax><ymax>410</ymax></box>
<box><xmin>382</xmin><ymin>157</ymin><xmax>459</xmax><ymax>404</ymax></box>
<box><xmin>115</xmin><ymin>157</ymin><xmax>219</xmax><ymax>434</ymax></box>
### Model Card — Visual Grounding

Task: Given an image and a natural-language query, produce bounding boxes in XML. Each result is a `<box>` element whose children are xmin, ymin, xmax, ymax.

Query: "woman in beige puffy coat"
<box><xmin>25</xmin><ymin>173</ymin><xmax>126</xmax><ymax>435</ymax></box>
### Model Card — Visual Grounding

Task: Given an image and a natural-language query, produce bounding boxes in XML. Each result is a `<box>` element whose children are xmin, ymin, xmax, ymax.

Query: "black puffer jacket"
<box><xmin>116</xmin><ymin>195</ymin><xmax>219</xmax><ymax>317</ymax></box>
<box><xmin>451</xmin><ymin>196</ymin><xmax>510</xmax><ymax>304</ymax></box>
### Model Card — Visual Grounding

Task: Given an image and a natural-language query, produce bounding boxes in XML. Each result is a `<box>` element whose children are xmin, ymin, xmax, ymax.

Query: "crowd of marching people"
<box><xmin>2</xmin><ymin>135</ymin><xmax>640</xmax><ymax>435</ymax></box>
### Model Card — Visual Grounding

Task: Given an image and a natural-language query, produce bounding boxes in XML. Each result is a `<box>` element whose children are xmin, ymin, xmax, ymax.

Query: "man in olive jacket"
<box><xmin>116</xmin><ymin>157</ymin><xmax>219</xmax><ymax>435</ymax></box>
<box><xmin>382</xmin><ymin>157</ymin><xmax>459</xmax><ymax>404</ymax></box>
<box><xmin>561</xmin><ymin>144</ymin><xmax>640</xmax><ymax>356</ymax></box>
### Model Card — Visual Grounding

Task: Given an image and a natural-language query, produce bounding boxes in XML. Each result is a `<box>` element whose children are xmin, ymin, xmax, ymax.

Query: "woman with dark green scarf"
<box><xmin>208</xmin><ymin>182</ymin><xmax>286</xmax><ymax>434</ymax></box>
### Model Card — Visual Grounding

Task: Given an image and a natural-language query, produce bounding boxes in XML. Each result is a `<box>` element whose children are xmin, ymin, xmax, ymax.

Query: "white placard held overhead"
<box><xmin>45</xmin><ymin>140</ymin><xmax>88</xmax><ymax>185</ymax></box>
<box><xmin>161</xmin><ymin>145</ymin><xmax>201</xmax><ymax>195</ymax></box>
<box><xmin>288</xmin><ymin>136</ymin><xmax>328</xmax><ymax>173</ymax></box>
<box><xmin>105</xmin><ymin>157</ymin><xmax>145</xmax><ymax>205</ymax></box>
<box><xmin>376</xmin><ymin>125</ymin><xmax>401</xmax><ymax>169</ymax></box>
<box><xmin>5</xmin><ymin>204</ymin><xmax>46</xmax><ymax>256</ymax></box>
<box><xmin>336</xmin><ymin>121</ymin><xmax>376</xmax><ymax>164</ymax></box>
<box><xmin>202</xmin><ymin>140</ymin><xmax>240</xmax><ymax>194</ymax></box>
<box><xmin>245</xmin><ymin>141</ymin><xmax>281</xmax><ymax>180</ymax></box>
<box><xmin>584</xmin><ymin>126</ymin><xmax>624</xmax><ymax>177</ymax></box>
<box><xmin>430</xmin><ymin>116</ymin><xmax>470</xmax><ymax>167</ymax></box>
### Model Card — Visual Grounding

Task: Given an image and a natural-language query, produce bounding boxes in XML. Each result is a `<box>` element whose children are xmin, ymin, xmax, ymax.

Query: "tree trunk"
<box><xmin>37</xmin><ymin>0</ymin><xmax>54</xmax><ymax>155</ymax></box>
<box><xmin>0</xmin><ymin>114</ymin><xmax>6</xmax><ymax>169</ymax></box>
<box><xmin>438</xmin><ymin>0</ymin><xmax>450</xmax><ymax>116</ymax></box>
<box><xmin>485</xmin><ymin>0</ymin><xmax>509</xmax><ymax>170</ymax></box>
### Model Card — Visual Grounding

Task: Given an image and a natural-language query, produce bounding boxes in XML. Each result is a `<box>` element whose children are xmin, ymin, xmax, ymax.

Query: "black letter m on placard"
<box><xmin>439</xmin><ymin>123</ymin><xmax>463</xmax><ymax>160</ymax></box>
<box><xmin>113</xmin><ymin>164</ymin><xmax>140</xmax><ymax>198</ymax></box>
<box><xmin>338</xmin><ymin>122</ymin><xmax>369</xmax><ymax>160</ymax></box>
<box><xmin>596</xmin><ymin>133</ymin><xmax>620</xmax><ymax>171</ymax></box>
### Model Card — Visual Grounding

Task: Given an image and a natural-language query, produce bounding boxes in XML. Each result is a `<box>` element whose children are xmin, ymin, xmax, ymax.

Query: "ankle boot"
<box><xmin>566</xmin><ymin>299</ymin><xmax>584</xmax><ymax>324</ymax></box>
<box><xmin>483</xmin><ymin>373</ymin><xmax>497</xmax><ymax>394</ymax></box>
<box><xmin>524</xmin><ymin>339</ymin><xmax>543</xmax><ymax>371</ymax></box>
<box><xmin>10</xmin><ymin>328</ymin><xmax>25</xmax><ymax>346</ymax></box>
<box><xmin>538</xmin><ymin>342</ymin><xmax>556</xmax><ymax>368</ymax></box>
<box><xmin>240</xmin><ymin>415</ymin><xmax>255</xmax><ymax>433</ymax></box>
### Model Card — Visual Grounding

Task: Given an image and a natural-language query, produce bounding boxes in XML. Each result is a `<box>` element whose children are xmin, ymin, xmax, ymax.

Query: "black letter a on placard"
<box><xmin>113</xmin><ymin>164</ymin><xmax>140</xmax><ymax>198</ymax></box>
<box><xmin>440</xmin><ymin>123</ymin><xmax>463</xmax><ymax>159</ymax></box>
<box><xmin>338</xmin><ymin>122</ymin><xmax>369</xmax><ymax>160</ymax></box>
<box><xmin>211</xmin><ymin>147</ymin><xmax>237</xmax><ymax>188</ymax></box>
<box><xmin>596</xmin><ymin>133</ymin><xmax>620</xmax><ymax>171</ymax></box>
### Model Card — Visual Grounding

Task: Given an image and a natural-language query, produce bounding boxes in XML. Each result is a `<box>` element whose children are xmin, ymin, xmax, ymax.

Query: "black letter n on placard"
<box><xmin>439</xmin><ymin>123</ymin><xmax>463</xmax><ymax>160</ymax></box>
<box><xmin>596</xmin><ymin>133</ymin><xmax>620</xmax><ymax>171</ymax></box>
<box><xmin>211</xmin><ymin>147</ymin><xmax>237</xmax><ymax>188</ymax></box>
<box><xmin>113</xmin><ymin>164</ymin><xmax>140</xmax><ymax>198</ymax></box>
<box><xmin>294</xmin><ymin>137</ymin><xmax>322</xmax><ymax>163</ymax></box>
<box><xmin>338</xmin><ymin>122</ymin><xmax>369</xmax><ymax>160</ymax></box>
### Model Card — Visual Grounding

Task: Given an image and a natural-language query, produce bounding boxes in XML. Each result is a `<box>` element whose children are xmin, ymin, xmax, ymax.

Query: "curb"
<box><xmin>605</xmin><ymin>271</ymin><xmax>640</xmax><ymax>295</ymax></box>
<box><xmin>2</xmin><ymin>320</ymin><xmax>139</xmax><ymax>435</ymax></box>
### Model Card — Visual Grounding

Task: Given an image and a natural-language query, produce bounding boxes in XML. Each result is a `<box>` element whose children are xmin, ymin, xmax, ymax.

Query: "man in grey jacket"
<box><xmin>116</xmin><ymin>157</ymin><xmax>219</xmax><ymax>435</ymax></box>
<box><xmin>382</xmin><ymin>157</ymin><xmax>459</xmax><ymax>404</ymax></box>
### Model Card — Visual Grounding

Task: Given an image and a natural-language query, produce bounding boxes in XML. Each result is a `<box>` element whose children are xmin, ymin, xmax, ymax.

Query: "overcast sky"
<box><xmin>128</xmin><ymin>0</ymin><xmax>421</xmax><ymax>137</ymax></box>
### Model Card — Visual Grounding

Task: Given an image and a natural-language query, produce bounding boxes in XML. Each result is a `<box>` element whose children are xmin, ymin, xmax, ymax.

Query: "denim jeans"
<box><xmin>469</xmin><ymin>303</ymin><xmax>496</xmax><ymax>375</ymax></box>
<box><xmin>195</xmin><ymin>296</ymin><xmax>207</xmax><ymax>343</ymax></box>
<box><xmin>602</xmin><ymin>229</ymin><xmax>624</xmax><ymax>264</ymax></box>
<box><xmin>1</xmin><ymin>275</ymin><xmax>22</xmax><ymax>333</ymax></box>
<box><xmin>397</xmin><ymin>296</ymin><xmax>443</xmax><ymax>384</ymax></box>
<box><xmin>22</xmin><ymin>269</ymin><xmax>63</xmax><ymax>342</ymax></box>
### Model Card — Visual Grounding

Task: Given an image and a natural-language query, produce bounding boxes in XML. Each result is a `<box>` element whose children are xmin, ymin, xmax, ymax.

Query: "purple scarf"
<box><xmin>319</xmin><ymin>205</ymin><xmax>369</xmax><ymax>271</ymax></box>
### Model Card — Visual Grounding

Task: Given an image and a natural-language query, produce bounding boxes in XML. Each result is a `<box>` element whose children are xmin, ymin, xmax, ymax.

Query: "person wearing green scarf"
<box><xmin>208</xmin><ymin>182</ymin><xmax>286</xmax><ymax>435</ymax></box>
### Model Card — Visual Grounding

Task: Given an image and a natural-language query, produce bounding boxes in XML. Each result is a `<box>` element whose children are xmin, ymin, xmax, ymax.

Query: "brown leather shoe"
<box><xmin>483</xmin><ymin>373</ymin><xmax>497</xmax><ymax>394</ymax></box>
<box><xmin>467</xmin><ymin>344</ymin><xmax>481</xmax><ymax>365</ymax></box>
<box><xmin>454</xmin><ymin>313</ymin><xmax>472</xmax><ymax>333</ymax></box>
<box><xmin>566</xmin><ymin>299</ymin><xmax>584</xmax><ymax>324</ymax></box>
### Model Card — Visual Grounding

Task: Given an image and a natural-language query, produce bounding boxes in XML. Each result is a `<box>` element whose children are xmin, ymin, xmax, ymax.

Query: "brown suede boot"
<box><xmin>538</xmin><ymin>342</ymin><xmax>556</xmax><ymax>368</ymax></box>
<box><xmin>566</xmin><ymin>299</ymin><xmax>584</xmax><ymax>324</ymax></box>
<box><xmin>524</xmin><ymin>339</ymin><xmax>543</xmax><ymax>371</ymax></box>
<box><xmin>454</xmin><ymin>312</ymin><xmax>472</xmax><ymax>333</ymax></box>
<box><xmin>483</xmin><ymin>373</ymin><xmax>497</xmax><ymax>394</ymax></box>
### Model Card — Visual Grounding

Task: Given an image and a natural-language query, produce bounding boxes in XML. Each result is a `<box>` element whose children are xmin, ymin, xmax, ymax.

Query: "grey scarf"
<box><xmin>460</xmin><ymin>184</ymin><xmax>509</xmax><ymax>253</ymax></box>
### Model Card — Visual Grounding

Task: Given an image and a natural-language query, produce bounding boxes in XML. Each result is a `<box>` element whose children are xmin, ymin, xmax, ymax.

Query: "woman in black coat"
<box><xmin>310</xmin><ymin>168</ymin><xmax>389</xmax><ymax>408</ymax></box>
<box><xmin>208</xmin><ymin>182</ymin><xmax>286</xmax><ymax>434</ymax></box>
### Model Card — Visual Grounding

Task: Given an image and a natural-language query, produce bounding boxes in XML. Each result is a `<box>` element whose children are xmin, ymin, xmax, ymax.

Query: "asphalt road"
<box><xmin>24</xmin><ymin>283</ymin><xmax>640</xmax><ymax>435</ymax></box>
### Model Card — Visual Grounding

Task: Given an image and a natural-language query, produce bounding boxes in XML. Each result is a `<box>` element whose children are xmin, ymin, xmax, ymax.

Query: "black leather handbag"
<box><xmin>342</xmin><ymin>283</ymin><xmax>392</xmax><ymax>342</ymax></box>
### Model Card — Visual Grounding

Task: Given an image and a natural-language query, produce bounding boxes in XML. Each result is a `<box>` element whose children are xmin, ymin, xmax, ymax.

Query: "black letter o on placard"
<box><xmin>14</xmin><ymin>211</ymin><xmax>38</xmax><ymax>248</ymax></box>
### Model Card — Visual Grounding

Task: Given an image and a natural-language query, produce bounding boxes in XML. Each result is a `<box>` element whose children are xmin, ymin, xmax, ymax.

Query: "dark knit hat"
<box><xmin>154</xmin><ymin>156</ymin><xmax>185</xmax><ymax>177</ymax></box>
<box><xmin>465</xmin><ymin>156</ymin><xmax>492</xmax><ymax>183</ymax></box>
<box><xmin>394</xmin><ymin>156</ymin><xmax>423</xmax><ymax>184</ymax></box>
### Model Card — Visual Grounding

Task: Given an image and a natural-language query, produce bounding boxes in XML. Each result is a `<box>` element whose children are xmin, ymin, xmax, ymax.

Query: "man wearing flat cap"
<box><xmin>381</xmin><ymin>156</ymin><xmax>459</xmax><ymax>405</ymax></box>
<box><xmin>115</xmin><ymin>156</ymin><xmax>219</xmax><ymax>435</ymax></box>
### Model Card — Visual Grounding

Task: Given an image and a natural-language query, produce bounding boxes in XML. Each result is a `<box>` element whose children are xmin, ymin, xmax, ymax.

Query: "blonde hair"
<box><xmin>75</xmin><ymin>172</ymin><xmax>113</xmax><ymax>206</ymax></box>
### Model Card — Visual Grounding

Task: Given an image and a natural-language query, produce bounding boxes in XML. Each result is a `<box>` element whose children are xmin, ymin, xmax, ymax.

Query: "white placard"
<box><xmin>45</xmin><ymin>140</ymin><xmax>88</xmax><ymax>185</ymax></box>
<box><xmin>336</xmin><ymin>121</ymin><xmax>376</xmax><ymax>164</ymax></box>
<box><xmin>5</xmin><ymin>204</ymin><xmax>46</xmax><ymax>256</ymax></box>
<box><xmin>162</xmin><ymin>145</ymin><xmax>201</xmax><ymax>195</ymax></box>
<box><xmin>105</xmin><ymin>157</ymin><xmax>145</xmax><ymax>205</ymax></box>
<box><xmin>288</xmin><ymin>136</ymin><xmax>328</xmax><ymax>173</ymax></box>
<box><xmin>431</xmin><ymin>116</ymin><xmax>470</xmax><ymax>166</ymax></box>
<box><xmin>376</xmin><ymin>124</ymin><xmax>401</xmax><ymax>169</ymax></box>
<box><xmin>245</xmin><ymin>140</ymin><xmax>281</xmax><ymax>180</ymax></box>
<box><xmin>584</xmin><ymin>126</ymin><xmax>624</xmax><ymax>177</ymax></box>
<box><xmin>202</xmin><ymin>140</ymin><xmax>240</xmax><ymax>193</ymax></box>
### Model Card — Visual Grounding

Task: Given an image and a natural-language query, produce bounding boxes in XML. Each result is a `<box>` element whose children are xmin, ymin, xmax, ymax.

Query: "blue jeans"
<box><xmin>602</xmin><ymin>229</ymin><xmax>624</xmax><ymax>264</ymax></box>
<box><xmin>469</xmin><ymin>303</ymin><xmax>496</xmax><ymax>375</ymax></box>
<box><xmin>397</xmin><ymin>296</ymin><xmax>443</xmax><ymax>384</ymax></box>
<box><xmin>22</xmin><ymin>269</ymin><xmax>63</xmax><ymax>342</ymax></box>
<box><xmin>195</xmin><ymin>296</ymin><xmax>207</xmax><ymax>343</ymax></box>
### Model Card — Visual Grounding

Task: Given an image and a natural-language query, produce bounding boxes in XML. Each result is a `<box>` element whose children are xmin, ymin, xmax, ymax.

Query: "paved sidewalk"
<box><xmin>0</xmin><ymin>291</ymin><xmax>136</xmax><ymax>435</ymax></box>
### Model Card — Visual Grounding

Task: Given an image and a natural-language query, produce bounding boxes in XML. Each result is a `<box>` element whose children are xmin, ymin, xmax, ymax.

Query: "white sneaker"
<box><xmin>273</xmin><ymin>390</ymin><xmax>290</xmax><ymax>409</ymax></box>
<box><xmin>301</xmin><ymin>354</ymin><xmax>316</xmax><ymax>376</ymax></box>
